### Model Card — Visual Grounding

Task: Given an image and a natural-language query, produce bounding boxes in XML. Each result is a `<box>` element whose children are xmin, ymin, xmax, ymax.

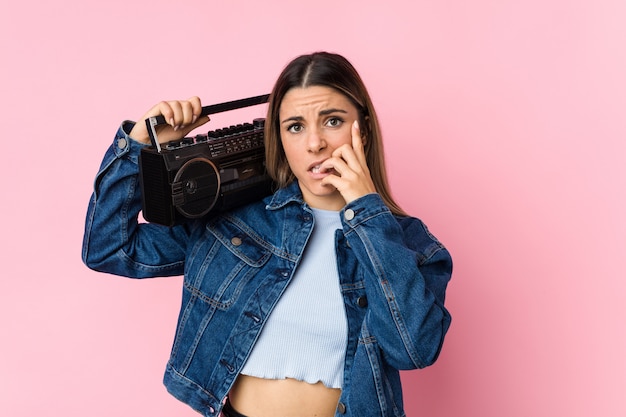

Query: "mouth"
<box><xmin>308</xmin><ymin>159</ymin><xmax>324</xmax><ymax>171</ymax></box>
<box><xmin>309</xmin><ymin>160</ymin><xmax>332</xmax><ymax>174</ymax></box>
<box><xmin>308</xmin><ymin>161</ymin><xmax>338</xmax><ymax>178</ymax></box>
<box><xmin>310</xmin><ymin>164</ymin><xmax>324</xmax><ymax>174</ymax></box>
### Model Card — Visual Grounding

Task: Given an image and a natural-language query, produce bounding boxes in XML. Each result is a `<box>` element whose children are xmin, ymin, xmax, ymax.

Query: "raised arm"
<box><xmin>81</xmin><ymin>98</ymin><xmax>210</xmax><ymax>278</ymax></box>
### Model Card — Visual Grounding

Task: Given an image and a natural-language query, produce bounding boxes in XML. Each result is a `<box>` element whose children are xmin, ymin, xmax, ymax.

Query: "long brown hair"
<box><xmin>265</xmin><ymin>52</ymin><xmax>406</xmax><ymax>216</ymax></box>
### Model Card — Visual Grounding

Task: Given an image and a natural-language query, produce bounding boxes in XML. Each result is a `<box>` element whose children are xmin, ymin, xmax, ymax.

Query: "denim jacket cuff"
<box><xmin>115</xmin><ymin>120</ymin><xmax>146</xmax><ymax>158</ymax></box>
<box><xmin>93</xmin><ymin>121</ymin><xmax>147</xmax><ymax>195</ymax></box>
<box><xmin>340</xmin><ymin>193</ymin><xmax>390</xmax><ymax>227</ymax></box>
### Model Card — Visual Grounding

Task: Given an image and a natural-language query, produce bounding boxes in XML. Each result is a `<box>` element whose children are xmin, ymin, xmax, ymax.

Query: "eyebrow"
<box><xmin>281</xmin><ymin>108</ymin><xmax>348</xmax><ymax>124</ymax></box>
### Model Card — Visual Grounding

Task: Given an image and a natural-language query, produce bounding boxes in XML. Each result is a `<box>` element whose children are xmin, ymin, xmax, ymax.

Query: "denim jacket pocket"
<box><xmin>184</xmin><ymin>218</ymin><xmax>272</xmax><ymax>311</ymax></box>
<box><xmin>209</xmin><ymin>218</ymin><xmax>271</xmax><ymax>267</ymax></box>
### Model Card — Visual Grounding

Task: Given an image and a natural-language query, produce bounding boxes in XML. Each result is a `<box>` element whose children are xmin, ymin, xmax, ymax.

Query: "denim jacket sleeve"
<box><xmin>340</xmin><ymin>193</ymin><xmax>452</xmax><ymax>370</ymax></box>
<box><xmin>81</xmin><ymin>122</ymin><xmax>195</xmax><ymax>278</ymax></box>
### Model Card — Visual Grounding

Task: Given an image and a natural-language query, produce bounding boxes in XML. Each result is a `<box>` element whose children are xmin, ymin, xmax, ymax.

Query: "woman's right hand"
<box><xmin>129</xmin><ymin>97</ymin><xmax>210</xmax><ymax>145</ymax></box>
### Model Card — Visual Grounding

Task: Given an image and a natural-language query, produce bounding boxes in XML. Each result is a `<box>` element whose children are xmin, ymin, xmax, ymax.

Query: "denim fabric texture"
<box><xmin>82</xmin><ymin>122</ymin><xmax>453</xmax><ymax>417</ymax></box>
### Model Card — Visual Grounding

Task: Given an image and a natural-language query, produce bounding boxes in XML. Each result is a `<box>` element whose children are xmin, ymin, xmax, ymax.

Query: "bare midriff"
<box><xmin>228</xmin><ymin>374</ymin><xmax>341</xmax><ymax>417</ymax></box>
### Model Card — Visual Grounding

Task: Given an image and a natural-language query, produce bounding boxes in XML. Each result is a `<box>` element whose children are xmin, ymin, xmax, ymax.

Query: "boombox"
<box><xmin>139</xmin><ymin>95</ymin><xmax>274</xmax><ymax>226</ymax></box>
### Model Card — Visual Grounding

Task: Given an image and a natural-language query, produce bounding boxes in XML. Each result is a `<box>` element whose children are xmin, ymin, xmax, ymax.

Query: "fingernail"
<box><xmin>169</xmin><ymin>118</ymin><xmax>175</xmax><ymax>127</ymax></box>
<box><xmin>192</xmin><ymin>115</ymin><xmax>198</xmax><ymax>124</ymax></box>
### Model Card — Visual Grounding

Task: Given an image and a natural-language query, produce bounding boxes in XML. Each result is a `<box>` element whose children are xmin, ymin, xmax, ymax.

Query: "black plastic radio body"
<box><xmin>138</xmin><ymin>95</ymin><xmax>274</xmax><ymax>226</ymax></box>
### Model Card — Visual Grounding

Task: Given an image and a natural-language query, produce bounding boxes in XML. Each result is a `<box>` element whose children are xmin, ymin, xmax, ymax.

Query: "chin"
<box><xmin>313</xmin><ymin>183</ymin><xmax>338</xmax><ymax>196</ymax></box>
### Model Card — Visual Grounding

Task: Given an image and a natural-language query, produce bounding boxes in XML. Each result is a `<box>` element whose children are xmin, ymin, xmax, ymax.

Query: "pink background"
<box><xmin>1</xmin><ymin>1</ymin><xmax>625</xmax><ymax>416</ymax></box>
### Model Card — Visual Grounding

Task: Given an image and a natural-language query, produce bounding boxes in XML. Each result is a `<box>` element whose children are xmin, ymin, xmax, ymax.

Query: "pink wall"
<box><xmin>1</xmin><ymin>1</ymin><xmax>624</xmax><ymax>416</ymax></box>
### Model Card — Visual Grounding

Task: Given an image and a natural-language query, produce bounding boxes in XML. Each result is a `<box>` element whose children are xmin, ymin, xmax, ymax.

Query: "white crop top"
<box><xmin>240</xmin><ymin>208</ymin><xmax>348</xmax><ymax>388</ymax></box>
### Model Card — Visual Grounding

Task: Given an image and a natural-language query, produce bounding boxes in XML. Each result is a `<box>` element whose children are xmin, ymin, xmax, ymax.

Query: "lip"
<box><xmin>307</xmin><ymin>159</ymin><xmax>328</xmax><ymax>173</ymax></box>
<box><xmin>307</xmin><ymin>158</ymin><xmax>337</xmax><ymax>179</ymax></box>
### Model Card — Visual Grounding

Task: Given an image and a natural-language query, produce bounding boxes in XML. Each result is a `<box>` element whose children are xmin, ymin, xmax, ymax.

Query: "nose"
<box><xmin>306</xmin><ymin>128</ymin><xmax>326</xmax><ymax>153</ymax></box>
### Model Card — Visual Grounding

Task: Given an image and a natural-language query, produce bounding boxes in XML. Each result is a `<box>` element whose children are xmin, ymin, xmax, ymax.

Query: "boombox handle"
<box><xmin>146</xmin><ymin>94</ymin><xmax>270</xmax><ymax>153</ymax></box>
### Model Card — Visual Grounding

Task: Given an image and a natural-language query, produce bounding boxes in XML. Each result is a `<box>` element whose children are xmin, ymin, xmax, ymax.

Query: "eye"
<box><xmin>325</xmin><ymin>117</ymin><xmax>344</xmax><ymax>128</ymax></box>
<box><xmin>286</xmin><ymin>123</ymin><xmax>303</xmax><ymax>134</ymax></box>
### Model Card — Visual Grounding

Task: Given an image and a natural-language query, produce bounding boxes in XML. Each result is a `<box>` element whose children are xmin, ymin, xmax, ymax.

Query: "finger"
<box><xmin>328</xmin><ymin>144</ymin><xmax>363</xmax><ymax>176</ymax></box>
<box><xmin>351</xmin><ymin>120</ymin><xmax>368</xmax><ymax>168</ymax></box>
<box><xmin>174</xmin><ymin>97</ymin><xmax>205</xmax><ymax>129</ymax></box>
<box><xmin>132</xmin><ymin>98</ymin><xmax>206</xmax><ymax>144</ymax></box>
<box><xmin>178</xmin><ymin>100</ymin><xmax>194</xmax><ymax>128</ymax></box>
<box><xmin>188</xmin><ymin>96</ymin><xmax>202</xmax><ymax>124</ymax></box>
<box><xmin>320</xmin><ymin>155</ymin><xmax>349</xmax><ymax>178</ymax></box>
<box><xmin>326</xmin><ymin>123</ymin><xmax>367</xmax><ymax>174</ymax></box>
<box><xmin>319</xmin><ymin>163</ymin><xmax>362</xmax><ymax>204</ymax></box>
<box><xmin>320</xmin><ymin>160</ymin><xmax>376</xmax><ymax>204</ymax></box>
<box><xmin>178</xmin><ymin>97</ymin><xmax>210</xmax><ymax>135</ymax></box>
<box><xmin>168</xmin><ymin>101</ymin><xmax>185</xmax><ymax>130</ymax></box>
<box><xmin>154</xmin><ymin>101</ymin><xmax>179</xmax><ymax>130</ymax></box>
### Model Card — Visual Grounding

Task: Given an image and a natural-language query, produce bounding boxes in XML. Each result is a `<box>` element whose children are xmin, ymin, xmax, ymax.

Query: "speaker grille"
<box><xmin>172</xmin><ymin>158</ymin><xmax>220</xmax><ymax>218</ymax></box>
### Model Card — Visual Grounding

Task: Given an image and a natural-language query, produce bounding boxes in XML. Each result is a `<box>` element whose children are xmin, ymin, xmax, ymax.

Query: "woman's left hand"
<box><xmin>320</xmin><ymin>120</ymin><xmax>377</xmax><ymax>204</ymax></box>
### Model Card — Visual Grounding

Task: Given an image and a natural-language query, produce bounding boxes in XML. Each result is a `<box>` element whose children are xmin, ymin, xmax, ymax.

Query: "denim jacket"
<box><xmin>82</xmin><ymin>122</ymin><xmax>453</xmax><ymax>417</ymax></box>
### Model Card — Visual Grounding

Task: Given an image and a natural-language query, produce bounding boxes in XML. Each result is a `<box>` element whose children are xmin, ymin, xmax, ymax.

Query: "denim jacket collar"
<box><xmin>265</xmin><ymin>181</ymin><xmax>305</xmax><ymax>210</ymax></box>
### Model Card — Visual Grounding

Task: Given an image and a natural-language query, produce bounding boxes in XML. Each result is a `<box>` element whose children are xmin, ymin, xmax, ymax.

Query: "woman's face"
<box><xmin>279</xmin><ymin>85</ymin><xmax>361</xmax><ymax>210</ymax></box>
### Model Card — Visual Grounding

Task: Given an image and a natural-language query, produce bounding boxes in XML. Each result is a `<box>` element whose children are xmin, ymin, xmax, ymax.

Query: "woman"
<box><xmin>82</xmin><ymin>52</ymin><xmax>452</xmax><ymax>417</ymax></box>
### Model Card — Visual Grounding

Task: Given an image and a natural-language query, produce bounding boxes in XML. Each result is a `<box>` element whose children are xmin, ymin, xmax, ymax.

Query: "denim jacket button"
<box><xmin>116</xmin><ymin>138</ymin><xmax>127</xmax><ymax>150</ymax></box>
<box><xmin>337</xmin><ymin>402</ymin><xmax>347</xmax><ymax>414</ymax></box>
<box><xmin>231</xmin><ymin>237</ymin><xmax>242</xmax><ymax>246</ymax></box>
<box><xmin>344</xmin><ymin>209</ymin><xmax>355</xmax><ymax>221</ymax></box>
<box><xmin>357</xmin><ymin>296</ymin><xmax>368</xmax><ymax>308</ymax></box>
